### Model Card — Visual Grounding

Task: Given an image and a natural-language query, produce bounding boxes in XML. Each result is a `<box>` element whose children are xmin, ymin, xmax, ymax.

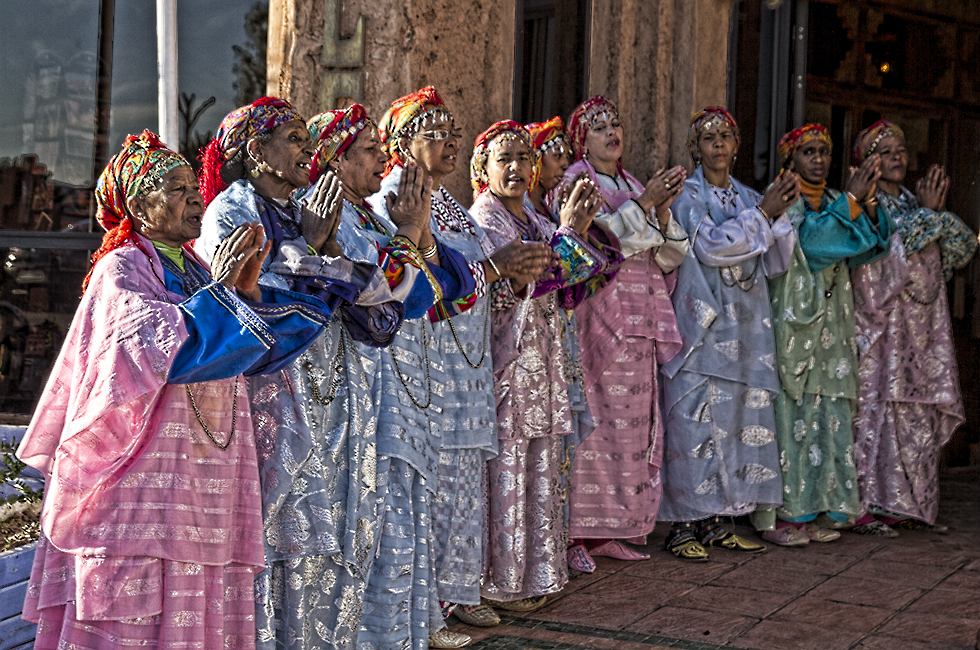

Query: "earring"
<box><xmin>249</xmin><ymin>166</ymin><xmax>260</xmax><ymax>178</ymax></box>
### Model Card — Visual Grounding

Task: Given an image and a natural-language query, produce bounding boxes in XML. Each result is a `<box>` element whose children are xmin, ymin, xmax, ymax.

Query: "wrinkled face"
<box><xmin>486</xmin><ymin>136</ymin><xmax>533</xmax><ymax>200</ymax></box>
<box><xmin>334</xmin><ymin>126</ymin><xmax>386</xmax><ymax>199</ymax></box>
<box><xmin>135</xmin><ymin>165</ymin><xmax>205</xmax><ymax>247</ymax></box>
<box><xmin>400</xmin><ymin>111</ymin><xmax>459</xmax><ymax>177</ymax></box>
<box><xmin>256</xmin><ymin>119</ymin><xmax>315</xmax><ymax>190</ymax></box>
<box><xmin>790</xmin><ymin>139</ymin><xmax>831</xmax><ymax>184</ymax></box>
<box><xmin>697</xmin><ymin>123</ymin><xmax>738</xmax><ymax>173</ymax></box>
<box><xmin>875</xmin><ymin>134</ymin><xmax>908</xmax><ymax>185</ymax></box>
<box><xmin>584</xmin><ymin>114</ymin><xmax>624</xmax><ymax>167</ymax></box>
<box><xmin>537</xmin><ymin>141</ymin><xmax>570</xmax><ymax>192</ymax></box>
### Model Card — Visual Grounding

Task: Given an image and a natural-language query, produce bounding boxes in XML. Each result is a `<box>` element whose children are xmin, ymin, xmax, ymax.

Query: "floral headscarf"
<box><xmin>778</xmin><ymin>123</ymin><xmax>832</xmax><ymax>167</ymax></box>
<box><xmin>567</xmin><ymin>96</ymin><xmax>621</xmax><ymax>170</ymax></box>
<box><xmin>198</xmin><ymin>96</ymin><xmax>304</xmax><ymax>205</ymax></box>
<box><xmin>377</xmin><ymin>86</ymin><xmax>454</xmax><ymax>177</ymax></box>
<box><xmin>853</xmin><ymin>120</ymin><xmax>905</xmax><ymax>164</ymax></box>
<box><xmin>470</xmin><ymin>120</ymin><xmax>538</xmax><ymax>200</ymax></box>
<box><xmin>307</xmin><ymin>104</ymin><xmax>373</xmax><ymax>183</ymax></box>
<box><xmin>686</xmin><ymin>107</ymin><xmax>740</xmax><ymax>163</ymax></box>
<box><xmin>84</xmin><ymin>130</ymin><xmax>187</xmax><ymax>291</ymax></box>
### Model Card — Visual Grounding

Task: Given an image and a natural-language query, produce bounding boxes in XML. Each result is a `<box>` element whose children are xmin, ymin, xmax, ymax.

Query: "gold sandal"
<box><xmin>665</xmin><ymin>525</ymin><xmax>709</xmax><ymax>561</ymax></box>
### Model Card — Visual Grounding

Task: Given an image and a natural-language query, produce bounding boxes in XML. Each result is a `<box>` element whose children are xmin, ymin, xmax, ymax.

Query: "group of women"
<box><xmin>16</xmin><ymin>86</ymin><xmax>975</xmax><ymax>650</ymax></box>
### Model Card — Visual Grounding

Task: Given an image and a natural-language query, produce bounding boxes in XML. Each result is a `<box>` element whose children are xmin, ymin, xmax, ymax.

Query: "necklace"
<box><xmin>720</xmin><ymin>257</ymin><xmax>760</xmax><ymax>291</ymax></box>
<box><xmin>390</xmin><ymin>319</ymin><xmax>433</xmax><ymax>409</ymax></box>
<box><xmin>303</xmin><ymin>328</ymin><xmax>348</xmax><ymax>405</ymax></box>
<box><xmin>446</xmin><ymin>300</ymin><xmax>490</xmax><ymax>368</ymax></box>
<box><xmin>146</xmin><ymin>247</ymin><xmax>240</xmax><ymax>450</ymax></box>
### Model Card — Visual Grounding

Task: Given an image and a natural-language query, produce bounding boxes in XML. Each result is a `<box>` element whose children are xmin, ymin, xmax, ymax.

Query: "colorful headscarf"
<box><xmin>567</xmin><ymin>96</ymin><xmax>621</xmax><ymax>165</ymax></box>
<box><xmin>198</xmin><ymin>96</ymin><xmax>304</xmax><ymax>205</ymax></box>
<box><xmin>470</xmin><ymin>120</ymin><xmax>537</xmax><ymax>200</ymax></box>
<box><xmin>84</xmin><ymin>130</ymin><xmax>187</xmax><ymax>291</ymax></box>
<box><xmin>307</xmin><ymin>104</ymin><xmax>373</xmax><ymax>183</ymax></box>
<box><xmin>778</xmin><ymin>123</ymin><xmax>832</xmax><ymax>167</ymax></box>
<box><xmin>526</xmin><ymin>116</ymin><xmax>568</xmax><ymax>157</ymax></box>
<box><xmin>377</xmin><ymin>86</ymin><xmax>454</xmax><ymax>176</ymax></box>
<box><xmin>854</xmin><ymin>120</ymin><xmax>905</xmax><ymax>164</ymax></box>
<box><xmin>686</xmin><ymin>107</ymin><xmax>741</xmax><ymax>163</ymax></box>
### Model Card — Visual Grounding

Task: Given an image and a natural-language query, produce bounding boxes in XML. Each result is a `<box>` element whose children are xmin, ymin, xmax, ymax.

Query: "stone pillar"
<box><xmin>267</xmin><ymin>0</ymin><xmax>517</xmax><ymax>203</ymax></box>
<box><xmin>587</xmin><ymin>0</ymin><xmax>733</xmax><ymax>181</ymax></box>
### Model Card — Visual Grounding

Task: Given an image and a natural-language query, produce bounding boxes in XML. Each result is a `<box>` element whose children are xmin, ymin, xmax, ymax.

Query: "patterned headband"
<box><xmin>567</xmin><ymin>96</ymin><xmax>620</xmax><ymax>164</ymax></box>
<box><xmin>854</xmin><ymin>120</ymin><xmax>905</xmax><ymax>164</ymax></box>
<box><xmin>96</xmin><ymin>130</ymin><xmax>188</xmax><ymax>231</ymax></box>
<box><xmin>378</xmin><ymin>86</ymin><xmax>454</xmax><ymax>176</ymax></box>
<box><xmin>198</xmin><ymin>96</ymin><xmax>304</xmax><ymax>205</ymax></box>
<box><xmin>687</xmin><ymin>107</ymin><xmax>740</xmax><ymax>162</ymax></box>
<box><xmin>778</xmin><ymin>123</ymin><xmax>832</xmax><ymax>167</ymax></box>
<box><xmin>470</xmin><ymin>120</ymin><xmax>538</xmax><ymax>200</ymax></box>
<box><xmin>308</xmin><ymin>104</ymin><xmax>374</xmax><ymax>183</ymax></box>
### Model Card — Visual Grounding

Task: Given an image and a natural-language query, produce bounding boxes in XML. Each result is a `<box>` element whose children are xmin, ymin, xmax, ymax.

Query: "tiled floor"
<box><xmin>453</xmin><ymin>466</ymin><xmax>980</xmax><ymax>650</ymax></box>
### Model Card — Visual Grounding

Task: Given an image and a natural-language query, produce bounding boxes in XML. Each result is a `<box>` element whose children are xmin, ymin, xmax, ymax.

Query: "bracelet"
<box><xmin>420</xmin><ymin>243</ymin><xmax>438</xmax><ymax>259</ymax></box>
<box><xmin>846</xmin><ymin>191</ymin><xmax>860</xmax><ymax>204</ymax></box>
<box><xmin>757</xmin><ymin>205</ymin><xmax>771</xmax><ymax>221</ymax></box>
<box><xmin>484</xmin><ymin>255</ymin><xmax>502</xmax><ymax>278</ymax></box>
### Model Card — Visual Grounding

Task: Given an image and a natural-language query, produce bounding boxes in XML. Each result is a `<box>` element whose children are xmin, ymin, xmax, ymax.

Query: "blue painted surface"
<box><xmin>0</xmin><ymin>426</ymin><xmax>38</xmax><ymax>650</ymax></box>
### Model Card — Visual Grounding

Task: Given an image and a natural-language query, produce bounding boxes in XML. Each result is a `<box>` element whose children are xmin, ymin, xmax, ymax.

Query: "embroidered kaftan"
<box><xmin>851</xmin><ymin>188</ymin><xmax>975</xmax><ymax>523</ymax></box>
<box><xmin>371</xmin><ymin>171</ymin><xmax>499</xmax><ymax>616</ymax></box>
<box><xmin>565</xmin><ymin>159</ymin><xmax>685</xmax><ymax>541</ymax></box>
<box><xmin>760</xmin><ymin>188</ymin><xmax>893</xmax><ymax>525</ymax></box>
<box><xmin>660</xmin><ymin>167</ymin><xmax>793</xmax><ymax>523</ymax></box>
<box><xmin>20</xmin><ymin>239</ymin><xmax>331</xmax><ymax>650</ymax></box>
<box><xmin>472</xmin><ymin>191</ymin><xmax>619</xmax><ymax>602</ymax></box>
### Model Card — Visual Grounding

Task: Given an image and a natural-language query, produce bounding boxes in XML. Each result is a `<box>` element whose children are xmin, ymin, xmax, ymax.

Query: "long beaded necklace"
<box><xmin>390</xmin><ymin>319</ymin><xmax>433</xmax><ymax>409</ymax></box>
<box><xmin>432</xmin><ymin>188</ymin><xmax>490</xmax><ymax>367</ymax></box>
<box><xmin>148</xmin><ymin>247</ymin><xmax>238</xmax><ymax>450</ymax></box>
<box><xmin>303</xmin><ymin>328</ymin><xmax>348</xmax><ymax>405</ymax></box>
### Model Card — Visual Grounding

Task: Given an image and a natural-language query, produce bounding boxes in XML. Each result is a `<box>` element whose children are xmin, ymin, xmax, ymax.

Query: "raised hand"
<box><xmin>915</xmin><ymin>164</ymin><xmax>949</xmax><ymax>212</ymax></box>
<box><xmin>845</xmin><ymin>154</ymin><xmax>882</xmax><ymax>203</ymax></box>
<box><xmin>637</xmin><ymin>166</ymin><xmax>687</xmax><ymax>215</ymax></box>
<box><xmin>212</xmin><ymin>222</ymin><xmax>269</xmax><ymax>301</ymax></box>
<box><xmin>559</xmin><ymin>176</ymin><xmax>603</xmax><ymax>235</ymax></box>
<box><xmin>759</xmin><ymin>170</ymin><xmax>801</xmax><ymax>220</ymax></box>
<box><xmin>302</xmin><ymin>170</ymin><xmax>344</xmax><ymax>252</ymax></box>
<box><xmin>386</xmin><ymin>161</ymin><xmax>433</xmax><ymax>245</ymax></box>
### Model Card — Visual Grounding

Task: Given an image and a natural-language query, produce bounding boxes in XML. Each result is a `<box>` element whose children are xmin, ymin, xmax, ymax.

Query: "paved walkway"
<box><xmin>453</xmin><ymin>467</ymin><xmax>980</xmax><ymax>650</ymax></box>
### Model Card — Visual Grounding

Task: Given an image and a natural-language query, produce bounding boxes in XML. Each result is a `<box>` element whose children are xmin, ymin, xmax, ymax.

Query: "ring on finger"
<box><xmin>781</xmin><ymin>194</ymin><xmax>789</xmax><ymax>202</ymax></box>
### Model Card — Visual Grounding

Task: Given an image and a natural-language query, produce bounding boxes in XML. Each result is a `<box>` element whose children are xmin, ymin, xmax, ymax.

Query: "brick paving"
<box><xmin>453</xmin><ymin>467</ymin><xmax>980</xmax><ymax>650</ymax></box>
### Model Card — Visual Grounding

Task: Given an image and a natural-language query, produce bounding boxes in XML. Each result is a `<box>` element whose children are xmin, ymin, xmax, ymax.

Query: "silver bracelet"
<box><xmin>420</xmin><ymin>243</ymin><xmax>438</xmax><ymax>259</ymax></box>
<box><xmin>484</xmin><ymin>256</ymin><xmax>502</xmax><ymax>278</ymax></box>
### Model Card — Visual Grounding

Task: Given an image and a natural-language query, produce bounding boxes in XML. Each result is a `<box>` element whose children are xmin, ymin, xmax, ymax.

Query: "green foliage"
<box><xmin>0</xmin><ymin>438</ymin><xmax>43</xmax><ymax>504</ymax></box>
<box><xmin>233</xmin><ymin>2</ymin><xmax>269</xmax><ymax>106</ymax></box>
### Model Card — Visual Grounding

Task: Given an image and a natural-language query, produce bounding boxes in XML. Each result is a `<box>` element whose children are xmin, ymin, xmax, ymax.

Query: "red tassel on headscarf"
<box><xmin>81</xmin><ymin>216</ymin><xmax>149</xmax><ymax>293</ymax></box>
<box><xmin>198</xmin><ymin>139</ymin><xmax>228</xmax><ymax>207</ymax></box>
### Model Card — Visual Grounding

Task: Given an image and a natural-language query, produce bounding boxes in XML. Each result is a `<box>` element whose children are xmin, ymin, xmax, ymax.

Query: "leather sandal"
<box><xmin>665</xmin><ymin>524</ymin><xmax>709</xmax><ymax>561</ymax></box>
<box><xmin>428</xmin><ymin>628</ymin><xmax>472</xmax><ymax>648</ymax></box>
<box><xmin>483</xmin><ymin>595</ymin><xmax>547</xmax><ymax>612</ymax></box>
<box><xmin>453</xmin><ymin>603</ymin><xmax>500</xmax><ymax>627</ymax></box>
<box><xmin>567</xmin><ymin>544</ymin><xmax>596</xmax><ymax>573</ymax></box>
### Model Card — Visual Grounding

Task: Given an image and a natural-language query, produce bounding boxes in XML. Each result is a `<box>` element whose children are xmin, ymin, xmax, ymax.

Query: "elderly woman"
<box><xmin>306</xmin><ymin>103</ymin><xmax>481</xmax><ymax>650</ymax></box>
<box><xmin>849</xmin><ymin>121</ymin><xmax>976</xmax><ymax>533</ymax></box>
<box><xmin>524</xmin><ymin>116</ymin><xmax>624</xmax><ymax>574</ymax></box>
<box><xmin>18</xmin><ymin>131</ymin><xmax>332</xmax><ymax>649</ymax></box>
<box><xmin>563</xmin><ymin>96</ymin><xmax>687</xmax><ymax>565</ymax></box>
<box><xmin>659</xmin><ymin>108</ymin><xmax>799</xmax><ymax>559</ymax></box>
<box><xmin>371</xmin><ymin>88</ymin><xmax>556</xmax><ymax>641</ymax></box>
<box><xmin>470</xmin><ymin>119</ymin><xmax>620</xmax><ymax>605</ymax></box>
<box><xmin>756</xmin><ymin>124</ymin><xmax>893</xmax><ymax>545</ymax></box>
<box><xmin>194</xmin><ymin>98</ymin><xmax>412</xmax><ymax>649</ymax></box>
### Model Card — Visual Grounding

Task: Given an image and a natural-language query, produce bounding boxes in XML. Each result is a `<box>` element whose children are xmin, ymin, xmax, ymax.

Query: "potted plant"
<box><xmin>0</xmin><ymin>425</ymin><xmax>41</xmax><ymax>649</ymax></box>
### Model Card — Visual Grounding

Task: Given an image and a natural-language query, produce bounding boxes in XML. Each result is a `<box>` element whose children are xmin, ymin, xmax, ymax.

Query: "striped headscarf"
<box><xmin>198</xmin><ymin>96</ymin><xmax>304</xmax><ymax>205</ymax></box>
<box><xmin>307</xmin><ymin>104</ymin><xmax>373</xmax><ymax>183</ymax></box>
<box><xmin>84</xmin><ymin>130</ymin><xmax>187</xmax><ymax>291</ymax></box>
<box><xmin>567</xmin><ymin>96</ymin><xmax>620</xmax><ymax>168</ymax></box>
<box><xmin>778</xmin><ymin>123</ymin><xmax>832</xmax><ymax>167</ymax></box>
<box><xmin>854</xmin><ymin>120</ymin><xmax>905</xmax><ymax>164</ymax></box>
<box><xmin>377</xmin><ymin>86</ymin><xmax>454</xmax><ymax>176</ymax></box>
<box><xmin>470</xmin><ymin>120</ymin><xmax>538</xmax><ymax>200</ymax></box>
<box><xmin>686</xmin><ymin>107</ymin><xmax>740</xmax><ymax>163</ymax></box>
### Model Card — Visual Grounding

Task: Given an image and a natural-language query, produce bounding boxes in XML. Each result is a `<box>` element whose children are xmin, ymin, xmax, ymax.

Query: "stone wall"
<box><xmin>268</xmin><ymin>0</ymin><xmax>733</xmax><ymax>203</ymax></box>
<box><xmin>269</xmin><ymin>0</ymin><xmax>517</xmax><ymax>203</ymax></box>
